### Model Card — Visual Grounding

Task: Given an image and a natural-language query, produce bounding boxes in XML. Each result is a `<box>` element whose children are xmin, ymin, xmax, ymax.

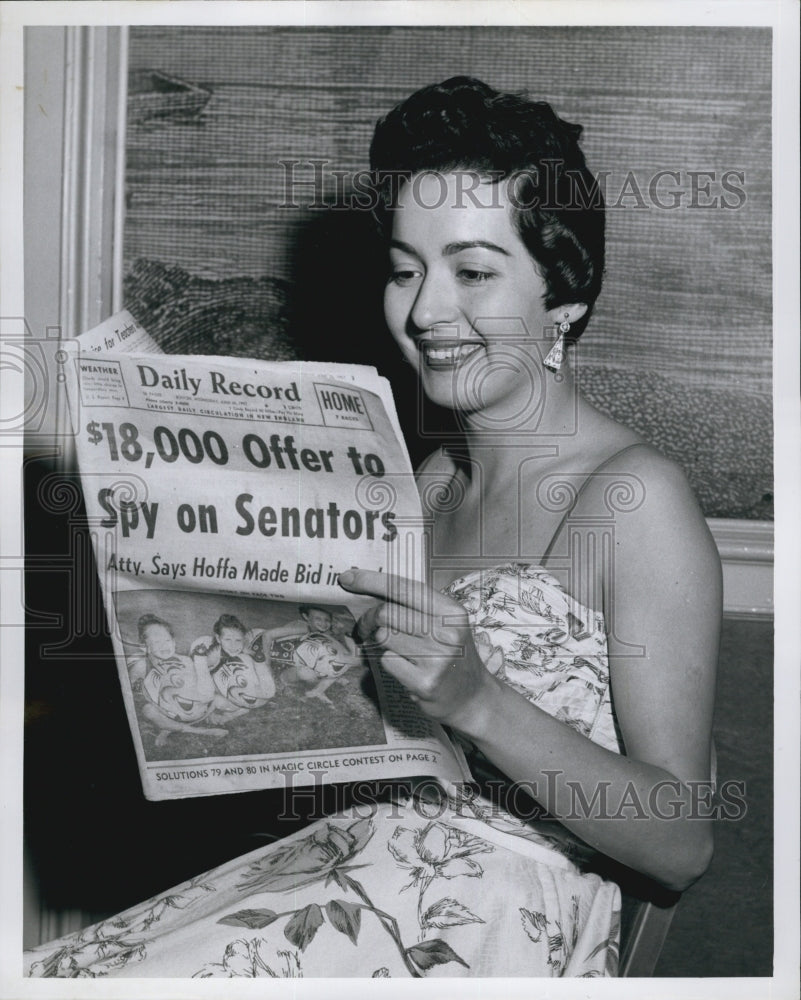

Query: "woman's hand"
<box><xmin>338</xmin><ymin>568</ymin><xmax>496</xmax><ymax>731</ymax></box>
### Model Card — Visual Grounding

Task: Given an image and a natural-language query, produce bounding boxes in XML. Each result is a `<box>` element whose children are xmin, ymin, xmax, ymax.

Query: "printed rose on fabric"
<box><xmin>520</xmin><ymin>896</ymin><xmax>579</xmax><ymax>975</ymax></box>
<box><xmin>518</xmin><ymin>585</ymin><xmax>560</xmax><ymax>624</ymax></box>
<box><xmin>236</xmin><ymin>816</ymin><xmax>374</xmax><ymax>895</ymax></box>
<box><xmin>25</xmin><ymin>873</ymin><xmax>218</xmax><ymax>978</ymax></box>
<box><xmin>115</xmin><ymin>880</ymin><xmax>217</xmax><ymax>936</ymax></box>
<box><xmin>27</xmin><ymin>939</ymin><xmax>148</xmax><ymax>979</ymax></box>
<box><xmin>194</xmin><ymin>939</ymin><xmax>302</xmax><ymax>978</ymax></box>
<box><xmin>452</xmin><ymin>588</ymin><xmax>489</xmax><ymax>616</ymax></box>
<box><xmin>484</xmin><ymin>590</ymin><xmax>518</xmax><ymax>616</ymax></box>
<box><xmin>388</xmin><ymin>822</ymin><xmax>494</xmax><ymax>894</ymax></box>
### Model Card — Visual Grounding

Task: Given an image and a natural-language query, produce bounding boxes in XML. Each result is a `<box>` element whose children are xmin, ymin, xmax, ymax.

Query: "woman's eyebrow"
<box><xmin>443</xmin><ymin>240</ymin><xmax>510</xmax><ymax>257</ymax></box>
<box><xmin>389</xmin><ymin>239</ymin><xmax>511</xmax><ymax>258</ymax></box>
<box><xmin>389</xmin><ymin>239</ymin><xmax>421</xmax><ymax>256</ymax></box>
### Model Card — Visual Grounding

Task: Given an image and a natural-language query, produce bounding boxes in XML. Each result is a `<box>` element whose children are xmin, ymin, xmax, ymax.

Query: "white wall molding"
<box><xmin>23</xmin><ymin>28</ymin><xmax>129</xmax><ymax>949</ymax></box>
<box><xmin>60</xmin><ymin>25</ymin><xmax>128</xmax><ymax>340</ymax></box>
<box><xmin>707</xmin><ymin>518</ymin><xmax>774</xmax><ymax>619</ymax></box>
<box><xmin>24</xmin><ymin>26</ymin><xmax>128</xmax><ymax>452</ymax></box>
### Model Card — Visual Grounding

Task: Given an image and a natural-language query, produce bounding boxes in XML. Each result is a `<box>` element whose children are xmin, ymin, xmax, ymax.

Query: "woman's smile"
<box><xmin>419</xmin><ymin>339</ymin><xmax>484</xmax><ymax>369</ymax></box>
<box><xmin>384</xmin><ymin>172</ymin><xmax>565</xmax><ymax>418</ymax></box>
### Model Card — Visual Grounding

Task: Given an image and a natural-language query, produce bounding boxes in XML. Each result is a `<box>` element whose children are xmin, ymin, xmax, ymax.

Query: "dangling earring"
<box><xmin>544</xmin><ymin>314</ymin><xmax>570</xmax><ymax>372</ymax></box>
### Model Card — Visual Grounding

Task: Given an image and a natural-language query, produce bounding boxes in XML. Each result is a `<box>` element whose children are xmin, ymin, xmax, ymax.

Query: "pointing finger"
<box><xmin>338</xmin><ymin>568</ymin><xmax>458</xmax><ymax>621</ymax></box>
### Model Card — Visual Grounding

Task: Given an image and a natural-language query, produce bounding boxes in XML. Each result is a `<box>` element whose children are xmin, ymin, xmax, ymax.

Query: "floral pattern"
<box><xmin>24</xmin><ymin>563</ymin><xmax>622</xmax><ymax>978</ymax></box>
<box><xmin>520</xmin><ymin>897</ymin><xmax>580</xmax><ymax>975</ymax></box>
<box><xmin>387</xmin><ymin>821</ymin><xmax>491</xmax><ymax>945</ymax></box>
<box><xmin>195</xmin><ymin>940</ymin><xmax>302</xmax><ymax>978</ymax></box>
<box><xmin>26</xmin><ymin>873</ymin><xmax>217</xmax><ymax>978</ymax></box>
<box><xmin>443</xmin><ymin>563</ymin><xmax>624</xmax><ymax>759</ymax></box>
<box><xmin>235</xmin><ymin>816</ymin><xmax>374</xmax><ymax>894</ymax></box>
<box><xmin>388</xmin><ymin>821</ymin><xmax>494</xmax><ymax>895</ymax></box>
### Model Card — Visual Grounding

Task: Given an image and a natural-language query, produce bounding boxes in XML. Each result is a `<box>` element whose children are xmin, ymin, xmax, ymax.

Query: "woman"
<box><xmin>24</xmin><ymin>77</ymin><xmax>720</xmax><ymax>979</ymax></box>
<box><xmin>343</xmin><ymin>76</ymin><xmax>720</xmax><ymax>884</ymax></box>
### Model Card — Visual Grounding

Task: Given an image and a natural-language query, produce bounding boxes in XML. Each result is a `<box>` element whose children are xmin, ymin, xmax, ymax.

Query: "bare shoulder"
<box><xmin>595</xmin><ymin>441</ymin><xmax>708</xmax><ymax>528</ymax></box>
<box><xmin>582</xmin><ymin>441</ymin><xmax>722</xmax><ymax>589</ymax></box>
<box><xmin>415</xmin><ymin>446</ymin><xmax>458</xmax><ymax>480</ymax></box>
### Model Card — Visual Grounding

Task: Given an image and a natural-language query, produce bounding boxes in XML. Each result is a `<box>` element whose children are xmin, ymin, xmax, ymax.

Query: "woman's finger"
<box><xmin>355</xmin><ymin>603</ymin><xmax>383</xmax><ymax>642</ymax></box>
<box><xmin>358</xmin><ymin>602</ymin><xmax>461</xmax><ymax>650</ymax></box>
<box><xmin>372</xmin><ymin>624</ymin><xmax>466</xmax><ymax>665</ymax></box>
<box><xmin>339</xmin><ymin>568</ymin><xmax>465</xmax><ymax>628</ymax></box>
<box><xmin>355</xmin><ymin>602</ymin><xmax>424</xmax><ymax>642</ymax></box>
<box><xmin>374</xmin><ymin>648</ymin><xmax>427</xmax><ymax>699</ymax></box>
<box><xmin>339</xmin><ymin>570</ymin><xmax>431</xmax><ymax>619</ymax></box>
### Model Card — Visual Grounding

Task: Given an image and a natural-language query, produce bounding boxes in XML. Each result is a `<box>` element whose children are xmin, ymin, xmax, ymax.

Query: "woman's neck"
<box><xmin>455</xmin><ymin>365</ymin><xmax>587</xmax><ymax>479</ymax></box>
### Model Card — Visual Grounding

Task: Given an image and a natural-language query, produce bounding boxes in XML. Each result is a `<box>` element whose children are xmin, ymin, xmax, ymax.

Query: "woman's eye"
<box><xmin>458</xmin><ymin>268</ymin><xmax>494</xmax><ymax>284</ymax></box>
<box><xmin>388</xmin><ymin>269</ymin><xmax>420</xmax><ymax>286</ymax></box>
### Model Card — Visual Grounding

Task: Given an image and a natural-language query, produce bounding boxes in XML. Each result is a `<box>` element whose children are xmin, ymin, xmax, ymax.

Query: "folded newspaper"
<box><xmin>65</xmin><ymin>311</ymin><xmax>471</xmax><ymax>800</ymax></box>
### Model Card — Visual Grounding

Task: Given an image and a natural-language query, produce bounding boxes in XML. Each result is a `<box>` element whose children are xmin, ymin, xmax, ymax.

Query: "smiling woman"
<box><xmin>384</xmin><ymin>173</ymin><xmax>587</xmax><ymax>415</ymax></box>
<box><xmin>23</xmin><ymin>76</ymin><xmax>721</xmax><ymax>980</ymax></box>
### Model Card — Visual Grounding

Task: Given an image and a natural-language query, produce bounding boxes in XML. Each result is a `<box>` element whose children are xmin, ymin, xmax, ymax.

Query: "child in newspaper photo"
<box><xmin>191</xmin><ymin>614</ymin><xmax>277</xmax><ymax>718</ymax></box>
<box><xmin>252</xmin><ymin>604</ymin><xmax>362</xmax><ymax>703</ymax></box>
<box><xmin>128</xmin><ymin>613</ymin><xmax>229</xmax><ymax>745</ymax></box>
<box><xmin>25</xmin><ymin>76</ymin><xmax>721</xmax><ymax>979</ymax></box>
<box><xmin>119</xmin><ymin>591</ymin><xmax>387</xmax><ymax>763</ymax></box>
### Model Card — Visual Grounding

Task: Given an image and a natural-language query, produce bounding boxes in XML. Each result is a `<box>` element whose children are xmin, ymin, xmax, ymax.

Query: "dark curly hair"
<box><xmin>212</xmin><ymin>614</ymin><xmax>246</xmax><ymax>637</ymax></box>
<box><xmin>369</xmin><ymin>76</ymin><xmax>605</xmax><ymax>339</ymax></box>
<box><xmin>137</xmin><ymin>613</ymin><xmax>174</xmax><ymax>643</ymax></box>
<box><xmin>298</xmin><ymin>605</ymin><xmax>331</xmax><ymax>619</ymax></box>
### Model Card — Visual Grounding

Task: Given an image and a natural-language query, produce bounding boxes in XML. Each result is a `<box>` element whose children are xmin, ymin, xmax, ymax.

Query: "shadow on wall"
<box><xmin>123</xmin><ymin>207</ymin><xmax>772</xmax><ymax>522</ymax></box>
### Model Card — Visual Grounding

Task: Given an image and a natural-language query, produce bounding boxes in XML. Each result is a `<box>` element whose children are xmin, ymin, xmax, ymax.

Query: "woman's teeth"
<box><xmin>422</xmin><ymin>343</ymin><xmax>483</xmax><ymax>364</ymax></box>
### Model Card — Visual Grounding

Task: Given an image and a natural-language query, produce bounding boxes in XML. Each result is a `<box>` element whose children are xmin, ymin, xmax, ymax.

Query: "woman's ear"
<box><xmin>546</xmin><ymin>302</ymin><xmax>588</xmax><ymax>326</ymax></box>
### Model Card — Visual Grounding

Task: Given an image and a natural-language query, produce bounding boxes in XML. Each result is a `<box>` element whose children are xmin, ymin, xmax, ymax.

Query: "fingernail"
<box><xmin>338</xmin><ymin>570</ymin><xmax>355</xmax><ymax>586</ymax></box>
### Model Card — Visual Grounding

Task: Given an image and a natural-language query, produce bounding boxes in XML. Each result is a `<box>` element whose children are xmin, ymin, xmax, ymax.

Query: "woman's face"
<box><xmin>219</xmin><ymin>626</ymin><xmax>246</xmax><ymax>656</ymax></box>
<box><xmin>144</xmin><ymin>624</ymin><xmax>175</xmax><ymax>661</ymax></box>
<box><xmin>384</xmin><ymin>172</ymin><xmax>566</xmax><ymax>422</ymax></box>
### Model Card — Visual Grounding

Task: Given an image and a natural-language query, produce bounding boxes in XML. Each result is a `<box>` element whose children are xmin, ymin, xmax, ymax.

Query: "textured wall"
<box><xmin>124</xmin><ymin>26</ymin><xmax>773</xmax><ymax>519</ymax></box>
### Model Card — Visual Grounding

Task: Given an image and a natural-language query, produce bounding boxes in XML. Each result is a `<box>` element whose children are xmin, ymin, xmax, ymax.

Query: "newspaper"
<box><xmin>74</xmin><ymin>308</ymin><xmax>164</xmax><ymax>356</ymax></box>
<box><xmin>63</xmin><ymin>313</ymin><xmax>471</xmax><ymax>800</ymax></box>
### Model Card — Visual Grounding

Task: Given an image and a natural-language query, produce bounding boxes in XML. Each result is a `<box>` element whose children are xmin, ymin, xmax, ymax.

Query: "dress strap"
<box><xmin>541</xmin><ymin>441</ymin><xmax>648</xmax><ymax>564</ymax></box>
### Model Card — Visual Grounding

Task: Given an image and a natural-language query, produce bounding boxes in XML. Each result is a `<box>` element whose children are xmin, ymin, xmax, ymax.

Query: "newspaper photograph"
<box><xmin>63</xmin><ymin>333</ymin><xmax>471</xmax><ymax>799</ymax></box>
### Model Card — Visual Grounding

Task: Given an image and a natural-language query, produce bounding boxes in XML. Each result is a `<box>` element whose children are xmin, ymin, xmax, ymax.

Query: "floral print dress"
<box><xmin>24</xmin><ymin>564</ymin><xmax>623</xmax><ymax>979</ymax></box>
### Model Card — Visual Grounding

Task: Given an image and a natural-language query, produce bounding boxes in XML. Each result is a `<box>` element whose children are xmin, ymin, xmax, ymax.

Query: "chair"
<box><xmin>620</xmin><ymin>894</ymin><xmax>680</xmax><ymax>977</ymax></box>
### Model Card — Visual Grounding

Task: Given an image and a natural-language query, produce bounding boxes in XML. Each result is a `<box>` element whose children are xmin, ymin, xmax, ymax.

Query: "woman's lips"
<box><xmin>420</xmin><ymin>341</ymin><xmax>483</xmax><ymax>370</ymax></box>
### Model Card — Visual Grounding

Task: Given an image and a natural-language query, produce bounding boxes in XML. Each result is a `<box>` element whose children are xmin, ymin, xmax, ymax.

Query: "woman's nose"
<box><xmin>409</xmin><ymin>272</ymin><xmax>459</xmax><ymax>332</ymax></box>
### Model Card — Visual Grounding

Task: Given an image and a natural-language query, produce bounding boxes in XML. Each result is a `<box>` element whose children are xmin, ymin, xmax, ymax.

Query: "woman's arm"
<box><xmin>338</xmin><ymin>453</ymin><xmax>721</xmax><ymax>892</ymax></box>
<box><xmin>469</xmin><ymin>450</ymin><xmax>721</xmax><ymax>890</ymax></box>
